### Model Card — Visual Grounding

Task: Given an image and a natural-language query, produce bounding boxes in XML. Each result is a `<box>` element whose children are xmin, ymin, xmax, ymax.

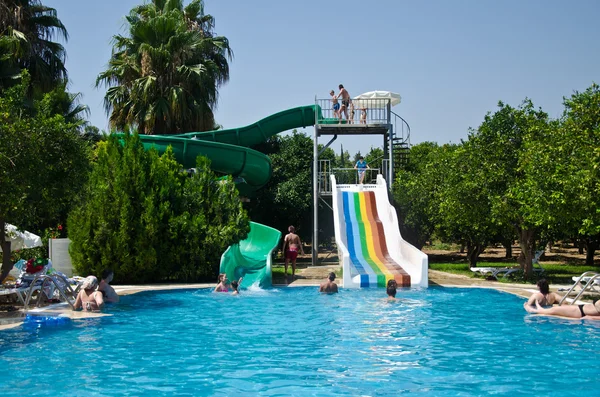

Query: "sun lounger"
<box><xmin>470</xmin><ymin>250</ymin><xmax>545</xmax><ymax>280</ymax></box>
<box><xmin>470</xmin><ymin>266</ymin><xmax>510</xmax><ymax>279</ymax></box>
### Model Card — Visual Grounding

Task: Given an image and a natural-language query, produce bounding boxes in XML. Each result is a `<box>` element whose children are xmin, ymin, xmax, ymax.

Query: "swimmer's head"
<box><xmin>231</xmin><ymin>280</ymin><xmax>239</xmax><ymax>291</ymax></box>
<box><xmin>386</xmin><ymin>285</ymin><xmax>397</xmax><ymax>298</ymax></box>
<box><xmin>288</xmin><ymin>225</ymin><xmax>295</xmax><ymax>233</ymax></box>
<box><xmin>218</xmin><ymin>273</ymin><xmax>227</xmax><ymax>283</ymax></box>
<box><xmin>82</xmin><ymin>276</ymin><xmax>98</xmax><ymax>291</ymax></box>
<box><xmin>537</xmin><ymin>279</ymin><xmax>549</xmax><ymax>295</ymax></box>
<box><xmin>328</xmin><ymin>272</ymin><xmax>336</xmax><ymax>281</ymax></box>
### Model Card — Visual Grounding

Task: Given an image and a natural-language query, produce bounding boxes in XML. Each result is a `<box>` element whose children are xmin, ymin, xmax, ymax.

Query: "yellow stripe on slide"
<box><xmin>358</xmin><ymin>192</ymin><xmax>393</xmax><ymax>281</ymax></box>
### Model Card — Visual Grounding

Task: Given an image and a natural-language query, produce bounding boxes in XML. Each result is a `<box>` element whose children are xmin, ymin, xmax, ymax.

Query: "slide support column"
<box><xmin>313</xmin><ymin>124</ymin><xmax>319</xmax><ymax>266</ymax></box>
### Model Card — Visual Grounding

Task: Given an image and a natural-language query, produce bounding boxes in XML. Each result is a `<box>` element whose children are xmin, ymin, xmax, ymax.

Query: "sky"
<box><xmin>45</xmin><ymin>0</ymin><xmax>600</xmax><ymax>156</ymax></box>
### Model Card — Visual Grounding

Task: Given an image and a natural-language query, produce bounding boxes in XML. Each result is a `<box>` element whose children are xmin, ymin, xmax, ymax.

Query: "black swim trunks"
<box><xmin>579</xmin><ymin>304</ymin><xmax>586</xmax><ymax>317</ymax></box>
<box><xmin>342</xmin><ymin>100</ymin><xmax>349</xmax><ymax>107</ymax></box>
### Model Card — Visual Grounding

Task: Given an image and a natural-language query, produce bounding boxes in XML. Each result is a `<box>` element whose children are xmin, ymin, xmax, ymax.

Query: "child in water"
<box><xmin>231</xmin><ymin>278</ymin><xmax>243</xmax><ymax>295</ymax></box>
<box><xmin>214</xmin><ymin>274</ymin><xmax>229</xmax><ymax>292</ymax></box>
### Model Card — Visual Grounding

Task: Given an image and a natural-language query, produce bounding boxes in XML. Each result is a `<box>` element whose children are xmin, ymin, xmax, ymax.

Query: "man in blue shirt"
<box><xmin>354</xmin><ymin>156</ymin><xmax>370</xmax><ymax>184</ymax></box>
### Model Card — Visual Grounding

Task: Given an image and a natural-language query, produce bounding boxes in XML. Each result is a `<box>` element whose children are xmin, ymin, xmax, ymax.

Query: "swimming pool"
<box><xmin>0</xmin><ymin>287</ymin><xmax>598</xmax><ymax>396</ymax></box>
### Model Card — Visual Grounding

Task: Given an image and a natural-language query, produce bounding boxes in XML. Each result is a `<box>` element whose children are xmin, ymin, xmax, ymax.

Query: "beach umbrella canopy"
<box><xmin>1</xmin><ymin>224</ymin><xmax>43</xmax><ymax>252</ymax></box>
<box><xmin>353</xmin><ymin>91</ymin><xmax>401</xmax><ymax>109</ymax></box>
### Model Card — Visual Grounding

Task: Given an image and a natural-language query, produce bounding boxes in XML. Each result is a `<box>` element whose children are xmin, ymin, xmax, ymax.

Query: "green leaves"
<box><xmin>97</xmin><ymin>0</ymin><xmax>232</xmax><ymax>134</ymax></box>
<box><xmin>68</xmin><ymin>132</ymin><xmax>249</xmax><ymax>283</ymax></box>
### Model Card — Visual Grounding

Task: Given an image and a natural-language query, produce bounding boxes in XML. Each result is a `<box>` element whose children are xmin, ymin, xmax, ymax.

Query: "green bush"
<box><xmin>67</xmin><ymin>133</ymin><xmax>249</xmax><ymax>283</ymax></box>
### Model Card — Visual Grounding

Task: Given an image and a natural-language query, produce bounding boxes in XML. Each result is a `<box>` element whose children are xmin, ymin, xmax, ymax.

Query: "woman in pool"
<box><xmin>73</xmin><ymin>276</ymin><xmax>104</xmax><ymax>312</ymax></box>
<box><xmin>523</xmin><ymin>279</ymin><xmax>561</xmax><ymax>309</ymax></box>
<box><xmin>525</xmin><ymin>298</ymin><xmax>600</xmax><ymax>319</ymax></box>
<box><xmin>214</xmin><ymin>274</ymin><xmax>229</xmax><ymax>292</ymax></box>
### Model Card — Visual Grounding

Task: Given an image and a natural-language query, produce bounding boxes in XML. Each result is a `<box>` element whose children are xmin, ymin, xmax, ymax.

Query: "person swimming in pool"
<box><xmin>214</xmin><ymin>274</ymin><xmax>230</xmax><ymax>292</ymax></box>
<box><xmin>523</xmin><ymin>279</ymin><xmax>561</xmax><ymax>309</ymax></box>
<box><xmin>73</xmin><ymin>276</ymin><xmax>104</xmax><ymax>312</ymax></box>
<box><xmin>386</xmin><ymin>279</ymin><xmax>397</xmax><ymax>300</ymax></box>
<box><xmin>231</xmin><ymin>278</ymin><xmax>243</xmax><ymax>295</ymax></box>
<box><xmin>319</xmin><ymin>272</ymin><xmax>339</xmax><ymax>293</ymax></box>
<box><xmin>524</xmin><ymin>297</ymin><xmax>600</xmax><ymax>320</ymax></box>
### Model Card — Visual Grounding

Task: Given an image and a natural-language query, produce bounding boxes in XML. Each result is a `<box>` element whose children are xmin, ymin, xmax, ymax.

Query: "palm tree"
<box><xmin>0</xmin><ymin>0</ymin><xmax>68</xmax><ymax>92</ymax></box>
<box><xmin>96</xmin><ymin>0</ymin><xmax>233</xmax><ymax>135</ymax></box>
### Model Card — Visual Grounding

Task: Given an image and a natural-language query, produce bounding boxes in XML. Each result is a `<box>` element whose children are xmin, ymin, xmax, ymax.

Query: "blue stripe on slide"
<box><xmin>342</xmin><ymin>191</ymin><xmax>377</xmax><ymax>287</ymax></box>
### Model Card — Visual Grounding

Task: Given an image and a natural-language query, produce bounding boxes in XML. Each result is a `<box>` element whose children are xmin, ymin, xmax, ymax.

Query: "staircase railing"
<box><xmin>391</xmin><ymin>110</ymin><xmax>411</xmax><ymax>145</ymax></box>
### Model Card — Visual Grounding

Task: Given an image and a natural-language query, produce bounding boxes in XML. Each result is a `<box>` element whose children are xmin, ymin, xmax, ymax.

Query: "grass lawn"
<box><xmin>430</xmin><ymin>262</ymin><xmax>600</xmax><ymax>285</ymax></box>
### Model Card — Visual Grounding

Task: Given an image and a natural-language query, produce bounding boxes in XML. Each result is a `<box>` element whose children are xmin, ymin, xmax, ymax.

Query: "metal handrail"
<box><xmin>391</xmin><ymin>110</ymin><xmax>411</xmax><ymax>145</ymax></box>
<box><xmin>558</xmin><ymin>271</ymin><xmax>600</xmax><ymax>306</ymax></box>
<box><xmin>315</xmin><ymin>98</ymin><xmax>391</xmax><ymax>125</ymax></box>
<box><xmin>24</xmin><ymin>274</ymin><xmax>77</xmax><ymax>311</ymax></box>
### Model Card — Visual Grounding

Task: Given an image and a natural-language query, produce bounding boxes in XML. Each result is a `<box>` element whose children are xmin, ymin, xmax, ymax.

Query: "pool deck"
<box><xmin>0</xmin><ymin>267</ymin><xmax>584</xmax><ymax>331</ymax></box>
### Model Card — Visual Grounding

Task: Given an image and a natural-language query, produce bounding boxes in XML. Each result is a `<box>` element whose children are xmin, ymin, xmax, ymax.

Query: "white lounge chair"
<box><xmin>470</xmin><ymin>250</ymin><xmax>545</xmax><ymax>280</ymax></box>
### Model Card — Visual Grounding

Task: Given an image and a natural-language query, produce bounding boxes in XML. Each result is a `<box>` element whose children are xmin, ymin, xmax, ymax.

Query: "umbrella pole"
<box><xmin>0</xmin><ymin>219</ymin><xmax>12</xmax><ymax>283</ymax></box>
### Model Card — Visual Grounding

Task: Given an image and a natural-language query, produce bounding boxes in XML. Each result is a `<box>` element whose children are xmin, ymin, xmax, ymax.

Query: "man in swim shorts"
<box><xmin>330</xmin><ymin>90</ymin><xmax>340</xmax><ymax>119</ymax></box>
<box><xmin>336</xmin><ymin>84</ymin><xmax>351</xmax><ymax>122</ymax></box>
<box><xmin>282</xmin><ymin>225</ymin><xmax>304</xmax><ymax>282</ymax></box>
<box><xmin>319</xmin><ymin>272</ymin><xmax>338</xmax><ymax>293</ymax></box>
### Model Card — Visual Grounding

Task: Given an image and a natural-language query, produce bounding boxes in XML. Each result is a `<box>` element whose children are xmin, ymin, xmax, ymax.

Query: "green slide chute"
<box><xmin>136</xmin><ymin>106</ymin><xmax>320</xmax><ymax>288</ymax></box>
<box><xmin>219</xmin><ymin>222</ymin><xmax>281</xmax><ymax>288</ymax></box>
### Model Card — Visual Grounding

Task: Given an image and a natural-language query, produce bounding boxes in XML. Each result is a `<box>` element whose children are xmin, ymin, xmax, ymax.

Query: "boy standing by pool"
<box><xmin>282</xmin><ymin>225</ymin><xmax>304</xmax><ymax>282</ymax></box>
<box><xmin>354</xmin><ymin>156</ymin><xmax>370</xmax><ymax>184</ymax></box>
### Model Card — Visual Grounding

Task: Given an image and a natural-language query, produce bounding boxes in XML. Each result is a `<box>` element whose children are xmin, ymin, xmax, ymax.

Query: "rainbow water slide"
<box><xmin>135</xmin><ymin>105</ymin><xmax>320</xmax><ymax>287</ymax></box>
<box><xmin>331</xmin><ymin>174</ymin><xmax>428</xmax><ymax>288</ymax></box>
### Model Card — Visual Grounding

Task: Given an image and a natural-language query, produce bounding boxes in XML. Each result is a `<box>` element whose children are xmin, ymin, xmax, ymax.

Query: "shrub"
<box><xmin>68</xmin><ymin>133</ymin><xmax>249</xmax><ymax>283</ymax></box>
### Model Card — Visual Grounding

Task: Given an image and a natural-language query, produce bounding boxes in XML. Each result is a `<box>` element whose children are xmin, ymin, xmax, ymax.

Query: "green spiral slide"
<box><xmin>138</xmin><ymin>105</ymin><xmax>321</xmax><ymax>288</ymax></box>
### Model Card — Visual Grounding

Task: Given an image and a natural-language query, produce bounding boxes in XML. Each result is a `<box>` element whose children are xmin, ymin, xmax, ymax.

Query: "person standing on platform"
<box><xmin>337</xmin><ymin>84</ymin><xmax>351</xmax><ymax>122</ymax></box>
<box><xmin>354</xmin><ymin>156</ymin><xmax>370</xmax><ymax>184</ymax></box>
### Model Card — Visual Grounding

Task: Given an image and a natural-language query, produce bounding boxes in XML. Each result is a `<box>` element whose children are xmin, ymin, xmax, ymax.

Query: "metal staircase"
<box><xmin>390</xmin><ymin>111</ymin><xmax>411</xmax><ymax>169</ymax></box>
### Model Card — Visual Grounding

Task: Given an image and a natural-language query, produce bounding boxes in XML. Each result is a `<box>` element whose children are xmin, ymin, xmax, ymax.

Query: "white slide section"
<box><xmin>331</xmin><ymin>174</ymin><xmax>428</xmax><ymax>288</ymax></box>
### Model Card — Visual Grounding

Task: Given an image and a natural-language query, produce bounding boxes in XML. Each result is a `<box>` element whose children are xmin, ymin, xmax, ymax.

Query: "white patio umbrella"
<box><xmin>1</xmin><ymin>224</ymin><xmax>43</xmax><ymax>252</ymax></box>
<box><xmin>353</xmin><ymin>91</ymin><xmax>402</xmax><ymax>109</ymax></box>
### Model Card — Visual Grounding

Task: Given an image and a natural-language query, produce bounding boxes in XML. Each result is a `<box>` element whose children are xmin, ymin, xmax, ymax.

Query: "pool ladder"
<box><xmin>558</xmin><ymin>271</ymin><xmax>600</xmax><ymax>306</ymax></box>
<box><xmin>23</xmin><ymin>274</ymin><xmax>79</xmax><ymax>312</ymax></box>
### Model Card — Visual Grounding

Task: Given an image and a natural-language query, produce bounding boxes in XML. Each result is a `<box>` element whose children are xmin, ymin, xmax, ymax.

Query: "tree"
<box><xmin>393</xmin><ymin>142</ymin><xmax>453</xmax><ymax>249</ymax></box>
<box><xmin>96</xmin><ymin>0</ymin><xmax>233</xmax><ymax>134</ymax></box>
<box><xmin>0</xmin><ymin>74</ymin><xmax>90</xmax><ymax>281</ymax></box>
<box><xmin>436</xmin><ymin>143</ymin><xmax>498</xmax><ymax>266</ymax></box>
<box><xmin>0</xmin><ymin>0</ymin><xmax>68</xmax><ymax>93</ymax></box>
<box><xmin>469</xmin><ymin>100</ymin><xmax>550</xmax><ymax>277</ymax></box>
<box><xmin>520</xmin><ymin>84</ymin><xmax>600</xmax><ymax>265</ymax></box>
<box><xmin>68</xmin><ymin>133</ymin><xmax>250</xmax><ymax>283</ymax></box>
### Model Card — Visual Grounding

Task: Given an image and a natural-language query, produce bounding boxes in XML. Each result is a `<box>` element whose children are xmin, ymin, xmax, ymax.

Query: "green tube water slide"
<box><xmin>137</xmin><ymin>105</ymin><xmax>321</xmax><ymax>288</ymax></box>
<box><xmin>138</xmin><ymin>105</ymin><xmax>321</xmax><ymax>191</ymax></box>
<box><xmin>219</xmin><ymin>222</ymin><xmax>281</xmax><ymax>289</ymax></box>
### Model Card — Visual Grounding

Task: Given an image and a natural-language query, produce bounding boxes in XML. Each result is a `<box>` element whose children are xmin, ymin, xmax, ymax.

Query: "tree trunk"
<box><xmin>460</xmin><ymin>242</ymin><xmax>466</xmax><ymax>254</ymax></box>
<box><xmin>518</xmin><ymin>228</ymin><xmax>536</xmax><ymax>279</ymax></box>
<box><xmin>578</xmin><ymin>239</ymin><xmax>585</xmax><ymax>255</ymax></box>
<box><xmin>466</xmin><ymin>242</ymin><xmax>485</xmax><ymax>267</ymax></box>
<box><xmin>0</xmin><ymin>219</ymin><xmax>13</xmax><ymax>284</ymax></box>
<box><xmin>502</xmin><ymin>240</ymin><xmax>513</xmax><ymax>258</ymax></box>
<box><xmin>583</xmin><ymin>238</ymin><xmax>598</xmax><ymax>267</ymax></box>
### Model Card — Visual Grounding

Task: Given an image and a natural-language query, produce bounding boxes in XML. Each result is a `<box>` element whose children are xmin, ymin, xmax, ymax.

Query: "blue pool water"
<box><xmin>0</xmin><ymin>287</ymin><xmax>599</xmax><ymax>396</ymax></box>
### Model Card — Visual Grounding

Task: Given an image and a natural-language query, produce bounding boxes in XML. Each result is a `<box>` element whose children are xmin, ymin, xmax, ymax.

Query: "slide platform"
<box><xmin>219</xmin><ymin>222</ymin><xmax>281</xmax><ymax>289</ymax></box>
<box><xmin>331</xmin><ymin>174</ymin><xmax>428</xmax><ymax>288</ymax></box>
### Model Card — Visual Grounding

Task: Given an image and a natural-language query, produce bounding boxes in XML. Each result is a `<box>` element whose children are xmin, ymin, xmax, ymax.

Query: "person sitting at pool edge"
<box><xmin>98</xmin><ymin>268</ymin><xmax>120</xmax><ymax>303</ymax></box>
<box><xmin>319</xmin><ymin>272</ymin><xmax>338</xmax><ymax>293</ymax></box>
<box><xmin>73</xmin><ymin>276</ymin><xmax>104</xmax><ymax>312</ymax></box>
<box><xmin>523</xmin><ymin>278</ymin><xmax>560</xmax><ymax>310</ymax></box>
<box><xmin>214</xmin><ymin>273</ymin><xmax>230</xmax><ymax>292</ymax></box>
